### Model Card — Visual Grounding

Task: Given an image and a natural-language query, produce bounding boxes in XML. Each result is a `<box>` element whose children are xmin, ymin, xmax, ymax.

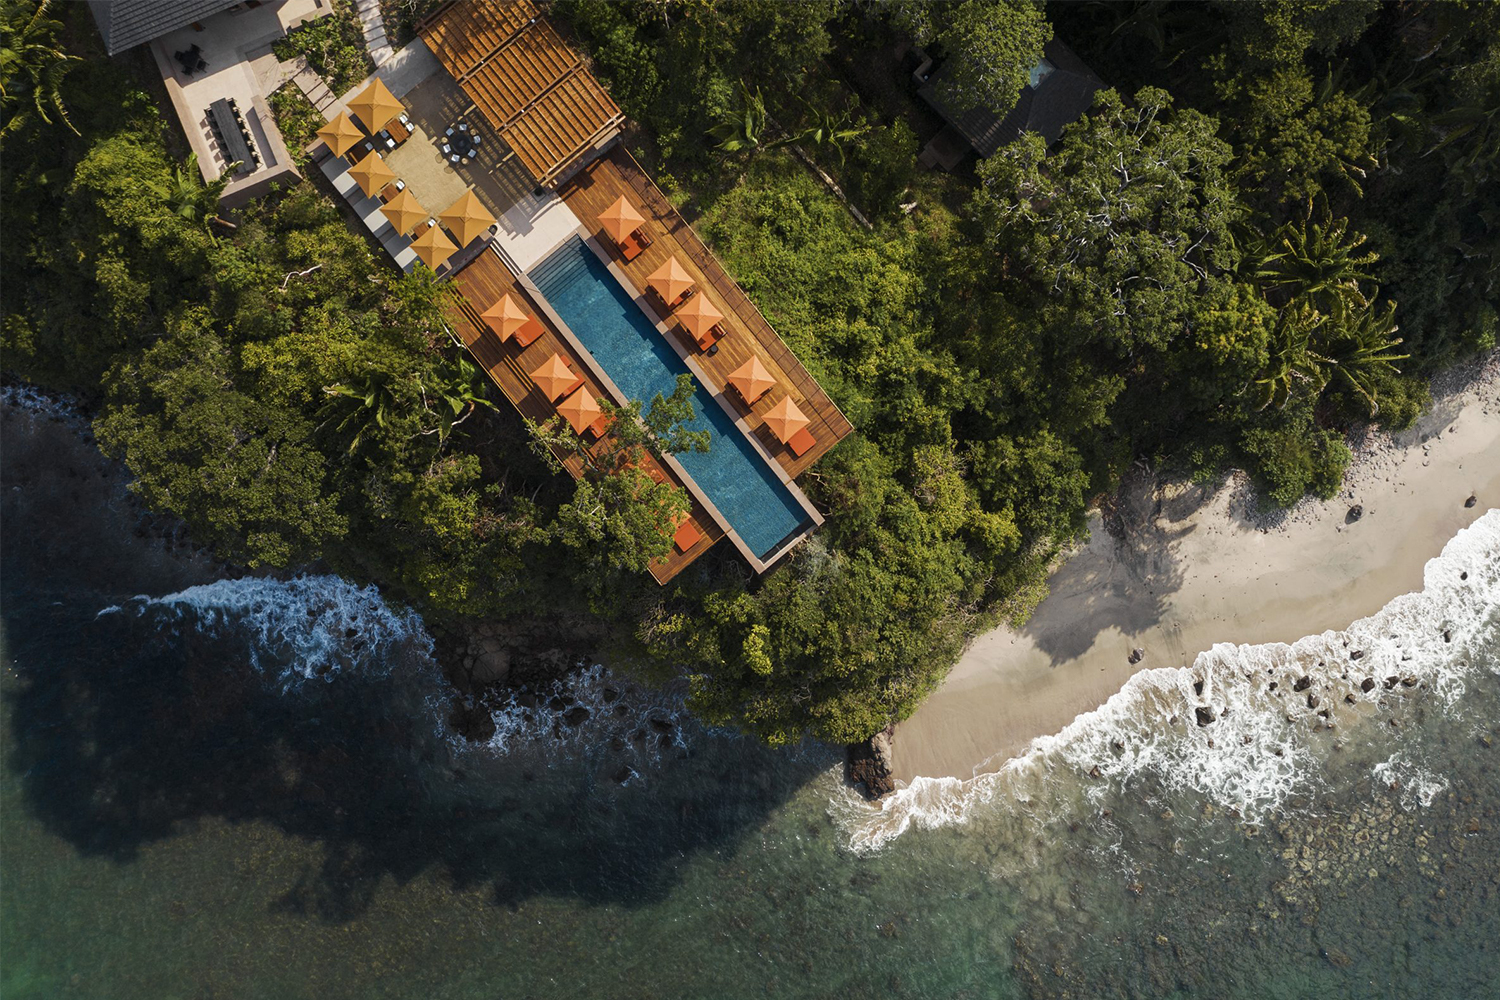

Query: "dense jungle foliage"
<box><xmin>3</xmin><ymin>0</ymin><xmax>1496</xmax><ymax>745</ymax></box>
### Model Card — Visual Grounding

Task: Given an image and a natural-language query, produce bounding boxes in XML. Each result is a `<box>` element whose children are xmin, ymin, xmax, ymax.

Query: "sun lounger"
<box><xmin>619</xmin><ymin>227</ymin><xmax>652</xmax><ymax>262</ymax></box>
<box><xmin>787</xmin><ymin>427</ymin><xmax>816</xmax><ymax>457</ymax></box>
<box><xmin>514</xmin><ymin>316</ymin><xmax>545</xmax><ymax>347</ymax></box>
<box><xmin>672</xmin><ymin>518</ymin><xmax>703</xmax><ymax>552</ymax></box>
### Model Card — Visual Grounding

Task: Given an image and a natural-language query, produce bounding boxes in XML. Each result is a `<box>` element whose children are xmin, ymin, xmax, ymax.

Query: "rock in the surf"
<box><xmin>1465</xmin><ymin>494</ymin><xmax>1477</xmax><ymax>508</ymax></box>
<box><xmin>1128</xmin><ymin>647</ymin><xmax>1145</xmax><ymax>664</ymax></box>
<box><xmin>847</xmin><ymin>731</ymin><xmax>896</xmax><ymax>799</ymax></box>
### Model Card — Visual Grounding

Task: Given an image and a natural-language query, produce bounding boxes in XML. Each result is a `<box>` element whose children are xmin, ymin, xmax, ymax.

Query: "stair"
<box><xmin>355</xmin><ymin>0</ymin><xmax>395</xmax><ymax>67</ymax></box>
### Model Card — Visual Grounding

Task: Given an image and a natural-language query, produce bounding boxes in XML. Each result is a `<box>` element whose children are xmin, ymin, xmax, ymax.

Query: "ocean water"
<box><xmin>3</xmin><ymin>396</ymin><xmax>1499</xmax><ymax>998</ymax></box>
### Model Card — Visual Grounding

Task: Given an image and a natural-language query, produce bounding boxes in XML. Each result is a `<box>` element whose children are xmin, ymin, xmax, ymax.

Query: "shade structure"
<box><xmin>556</xmin><ymin>386</ymin><xmax>604</xmax><ymax>434</ymax></box>
<box><xmin>439</xmin><ymin>190</ymin><xmax>497</xmax><ymax>247</ymax></box>
<box><xmin>347</xmin><ymin>152</ymin><xmax>396</xmax><ymax>198</ymax></box>
<box><xmin>647</xmin><ymin>257</ymin><xmax>694</xmax><ymax>305</ymax></box>
<box><xmin>481</xmin><ymin>293</ymin><xmax>529</xmax><ymax>340</ymax></box>
<box><xmin>726</xmin><ymin>355</ymin><xmax>776</xmax><ymax>406</ymax></box>
<box><xmin>410</xmin><ymin>224</ymin><xmax>458</xmax><ymax>270</ymax></box>
<box><xmin>347</xmin><ymin>77</ymin><xmax>404</xmax><ymax>134</ymax></box>
<box><xmin>530</xmin><ymin>353</ymin><xmax>579</xmax><ymax>401</ymax></box>
<box><xmin>762</xmin><ymin>395</ymin><xmax>810</xmax><ymax>443</ymax></box>
<box><xmin>317</xmin><ymin>111</ymin><xmax>364</xmax><ymax>156</ymax></box>
<box><xmin>379</xmin><ymin>187</ymin><xmax>426</xmax><ymax>235</ymax></box>
<box><xmin>674</xmin><ymin>291</ymin><xmax>724</xmax><ymax>339</ymax></box>
<box><xmin>597</xmin><ymin>194</ymin><xmax>645</xmax><ymax>243</ymax></box>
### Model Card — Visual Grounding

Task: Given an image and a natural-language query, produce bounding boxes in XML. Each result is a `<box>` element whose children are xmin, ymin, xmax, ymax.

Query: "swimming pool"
<box><xmin>529</xmin><ymin>237</ymin><xmax>808</xmax><ymax>560</ymax></box>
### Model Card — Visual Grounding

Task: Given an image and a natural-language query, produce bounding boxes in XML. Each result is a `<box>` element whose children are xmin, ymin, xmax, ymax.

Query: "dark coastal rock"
<box><xmin>1306</xmin><ymin>692</ymin><xmax>1320</xmax><ymax>709</ymax></box>
<box><xmin>1384</xmin><ymin>676</ymin><xmax>1400</xmax><ymax>690</ymax></box>
<box><xmin>1293</xmin><ymin>676</ymin><xmax>1312</xmax><ymax>692</ymax></box>
<box><xmin>561</xmin><ymin>706</ymin><xmax>590</xmax><ymax>727</ymax></box>
<box><xmin>648</xmin><ymin>717</ymin><xmax>675</xmax><ymax>734</ymax></box>
<box><xmin>1195</xmin><ymin>706</ymin><xmax>1217</xmax><ymax>727</ymax></box>
<box><xmin>1346</xmin><ymin>504</ymin><xmax>1363</xmax><ymax>523</ymax></box>
<box><xmin>447</xmin><ymin>702</ymin><xmax>497</xmax><ymax>744</ymax></box>
<box><xmin>1128</xmin><ymin>648</ymin><xmax>1145</xmax><ymax>664</ymax></box>
<box><xmin>1350</xmin><ymin>650</ymin><xmax>1365</xmax><ymax>660</ymax></box>
<box><xmin>1192</xmin><ymin>679</ymin><xmax>1204</xmax><ymax>696</ymax></box>
<box><xmin>1443</xmin><ymin>629</ymin><xmax>1452</xmax><ymax>643</ymax></box>
<box><xmin>1360</xmin><ymin>678</ymin><xmax>1376</xmax><ymax>693</ymax></box>
<box><xmin>846</xmin><ymin>731</ymin><xmax>896</xmax><ymax>799</ymax></box>
<box><xmin>1465</xmin><ymin>494</ymin><xmax>1478</xmax><ymax>508</ymax></box>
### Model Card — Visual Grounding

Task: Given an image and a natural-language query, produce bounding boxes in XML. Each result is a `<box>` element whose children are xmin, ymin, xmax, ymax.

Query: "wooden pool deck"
<box><xmin>447</xmin><ymin>248</ymin><xmax>724</xmax><ymax>585</ymax></box>
<box><xmin>555</xmin><ymin>145</ymin><xmax>854</xmax><ymax>480</ymax></box>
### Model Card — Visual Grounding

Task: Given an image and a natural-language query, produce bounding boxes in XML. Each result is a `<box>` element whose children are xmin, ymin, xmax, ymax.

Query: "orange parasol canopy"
<box><xmin>439</xmin><ymin>190</ymin><xmax>496</xmax><ymax>247</ymax></box>
<box><xmin>647</xmin><ymin>257</ymin><xmax>694</xmax><ymax>304</ymax></box>
<box><xmin>347</xmin><ymin>152</ymin><xmax>396</xmax><ymax>197</ymax></box>
<box><xmin>379</xmin><ymin>187</ymin><xmax>426</xmax><ymax>235</ymax></box>
<box><xmin>726</xmin><ymin>355</ymin><xmax>776</xmax><ymax>406</ymax></box>
<box><xmin>674</xmin><ymin>291</ymin><xmax>724</xmax><ymax>339</ymax></box>
<box><xmin>530</xmin><ymin>353</ymin><xmax>578</xmax><ymax>401</ymax></box>
<box><xmin>347</xmin><ymin>77</ymin><xmax>403</xmax><ymax>134</ymax></box>
<box><xmin>556</xmin><ymin>386</ymin><xmax>604</xmax><ymax>434</ymax></box>
<box><xmin>597</xmin><ymin>195</ymin><xmax>646</xmax><ymax>243</ymax></box>
<box><xmin>481</xmin><ymin>293</ymin><xmax>529</xmax><ymax>341</ymax></box>
<box><xmin>410</xmin><ymin>223</ymin><xmax>457</xmax><ymax>270</ymax></box>
<box><xmin>317</xmin><ymin>111</ymin><xmax>364</xmax><ymax>156</ymax></box>
<box><xmin>762</xmin><ymin>395</ymin><xmax>809</xmax><ymax>443</ymax></box>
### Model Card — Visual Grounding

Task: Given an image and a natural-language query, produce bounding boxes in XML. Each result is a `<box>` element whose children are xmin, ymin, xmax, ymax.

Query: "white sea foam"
<box><xmin>836</xmin><ymin>510</ymin><xmax>1500</xmax><ymax>852</ymax></box>
<box><xmin>1372</xmin><ymin>753</ymin><xmax>1451</xmax><ymax>810</ymax></box>
<box><xmin>124</xmin><ymin>574</ymin><xmax>432</xmax><ymax>688</ymax></box>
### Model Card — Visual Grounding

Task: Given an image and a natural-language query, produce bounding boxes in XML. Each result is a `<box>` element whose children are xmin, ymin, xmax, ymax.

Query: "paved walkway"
<box><xmin>289</xmin><ymin>55</ymin><xmax>336</xmax><ymax>113</ymax></box>
<box><xmin>355</xmin><ymin>0</ymin><xmax>395</xmax><ymax>67</ymax></box>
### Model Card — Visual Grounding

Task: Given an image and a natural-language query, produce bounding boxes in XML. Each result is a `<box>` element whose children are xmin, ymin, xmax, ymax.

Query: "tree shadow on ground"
<box><xmin>1020</xmin><ymin>468</ymin><xmax>1202</xmax><ymax>666</ymax></box>
<box><xmin>1</xmin><ymin>590</ymin><xmax>832</xmax><ymax>923</ymax></box>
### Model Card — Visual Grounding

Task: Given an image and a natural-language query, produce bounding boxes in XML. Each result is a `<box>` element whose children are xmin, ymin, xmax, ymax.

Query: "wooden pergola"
<box><xmin>418</xmin><ymin>0</ymin><xmax>625</xmax><ymax>186</ymax></box>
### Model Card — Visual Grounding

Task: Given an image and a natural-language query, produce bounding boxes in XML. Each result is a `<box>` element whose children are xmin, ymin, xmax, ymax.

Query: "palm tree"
<box><xmin>149</xmin><ymin>152</ymin><xmax>234</xmax><ymax>223</ymax></box>
<box><xmin>791</xmin><ymin>99</ymin><xmax>870</xmax><ymax>167</ymax></box>
<box><xmin>0</xmin><ymin>0</ymin><xmax>78</xmax><ymax>141</ymax></box>
<box><xmin>322</xmin><ymin>358</ymin><xmax>493</xmax><ymax>455</ymax></box>
<box><xmin>414</xmin><ymin>357</ymin><xmax>494</xmax><ymax>443</ymax></box>
<box><xmin>1247</xmin><ymin>209</ymin><xmax>1380</xmax><ymax>312</ymax></box>
<box><xmin>1321</xmin><ymin>297</ymin><xmax>1408</xmax><ymax>417</ymax></box>
<box><xmin>710</xmin><ymin>82</ymin><xmax>769</xmax><ymax>153</ymax></box>
<box><xmin>1253</xmin><ymin>302</ymin><xmax>1331</xmax><ymax>411</ymax></box>
<box><xmin>321</xmin><ymin>366</ymin><xmax>402</xmax><ymax>455</ymax></box>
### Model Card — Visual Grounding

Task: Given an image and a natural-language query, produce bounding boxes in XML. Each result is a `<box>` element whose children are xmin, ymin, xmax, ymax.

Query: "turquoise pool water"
<box><xmin>529</xmin><ymin>237</ymin><xmax>808</xmax><ymax>559</ymax></box>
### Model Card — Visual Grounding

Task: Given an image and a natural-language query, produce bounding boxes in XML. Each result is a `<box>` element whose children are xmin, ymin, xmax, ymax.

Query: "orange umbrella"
<box><xmin>347</xmin><ymin>152</ymin><xmax>396</xmax><ymax>197</ymax></box>
<box><xmin>762</xmin><ymin>395</ymin><xmax>809</xmax><ymax>443</ymax></box>
<box><xmin>347</xmin><ymin>77</ymin><xmax>403</xmax><ymax>134</ymax></box>
<box><xmin>726</xmin><ymin>355</ymin><xmax>776</xmax><ymax>405</ymax></box>
<box><xmin>674</xmin><ymin>292</ymin><xmax>724</xmax><ymax>339</ymax></box>
<box><xmin>647</xmin><ymin>257</ymin><xmax>694</xmax><ymax>304</ymax></box>
<box><xmin>439</xmin><ymin>190</ymin><xmax>496</xmax><ymax>247</ymax></box>
<box><xmin>317</xmin><ymin>111</ymin><xmax>363</xmax><ymax>156</ymax></box>
<box><xmin>410</xmin><ymin>224</ymin><xmax>457</xmax><ymax>270</ymax></box>
<box><xmin>530</xmin><ymin>353</ymin><xmax>578</xmax><ymax>401</ymax></box>
<box><xmin>556</xmin><ymin>386</ymin><xmax>604</xmax><ymax>434</ymax></box>
<box><xmin>597</xmin><ymin>195</ymin><xmax>646</xmax><ymax>243</ymax></box>
<box><xmin>379</xmin><ymin>187</ymin><xmax>426</xmax><ymax>235</ymax></box>
<box><xmin>481</xmin><ymin>293</ymin><xmax>529</xmax><ymax>341</ymax></box>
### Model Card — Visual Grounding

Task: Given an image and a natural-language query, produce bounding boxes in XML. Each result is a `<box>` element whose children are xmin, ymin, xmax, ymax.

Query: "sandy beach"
<box><xmin>891</xmin><ymin>352</ymin><xmax>1500</xmax><ymax>783</ymax></box>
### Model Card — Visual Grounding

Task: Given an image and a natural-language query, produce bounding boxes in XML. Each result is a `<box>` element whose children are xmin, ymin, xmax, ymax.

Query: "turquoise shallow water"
<box><xmin>3</xmin><ymin>397</ymin><xmax>1499</xmax><ymax>999</ymax></box>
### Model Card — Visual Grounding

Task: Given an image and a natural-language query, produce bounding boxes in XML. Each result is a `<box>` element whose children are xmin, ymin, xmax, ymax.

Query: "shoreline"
<box><xmin>891</xmin><ymin>351</ymin><xmax>1500</xmax><ymax>783</ymax></box>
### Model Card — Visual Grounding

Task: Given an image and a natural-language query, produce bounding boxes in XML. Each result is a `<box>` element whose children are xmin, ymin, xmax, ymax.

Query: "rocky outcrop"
<box><xmin>847</xmin><ymin>731</ymin><xmax>896</xmax><ymax>799</ymax></box>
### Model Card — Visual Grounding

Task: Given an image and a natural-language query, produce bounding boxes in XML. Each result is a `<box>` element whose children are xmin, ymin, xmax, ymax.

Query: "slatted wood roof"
<box><xmin>419</xmin><ymin>0</ymin><xmax>625</xmax><ymax>186</ymax></box>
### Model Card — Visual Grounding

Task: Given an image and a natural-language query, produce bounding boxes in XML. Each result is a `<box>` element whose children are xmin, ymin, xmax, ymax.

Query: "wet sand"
<box><xmin>892</xmin><ymin>354</ymin><xmax>1500</xmax><ymax>783</ymax></box>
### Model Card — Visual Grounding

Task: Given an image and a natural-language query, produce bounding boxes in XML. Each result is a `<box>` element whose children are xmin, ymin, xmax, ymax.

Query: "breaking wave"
<box><xmin>836</xmin><ymin>510</ymin><xmax>1500</xmax><ymax>852</ymax></box>
<box><xmin>126</xmin><ymin>574</ymin><xmax>434</xmax><ymax>688</ymax></box>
